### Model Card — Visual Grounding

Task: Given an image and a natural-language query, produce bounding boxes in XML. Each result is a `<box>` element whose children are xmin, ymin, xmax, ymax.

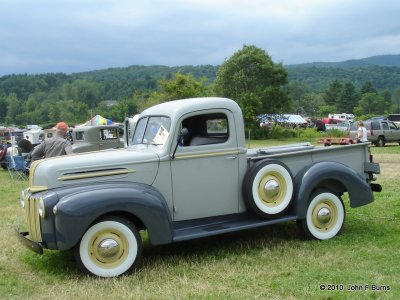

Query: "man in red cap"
<box><xmin>31</xmin><ymin>122</ymin><xmax>72</xmax><ymax>161</ymax></box>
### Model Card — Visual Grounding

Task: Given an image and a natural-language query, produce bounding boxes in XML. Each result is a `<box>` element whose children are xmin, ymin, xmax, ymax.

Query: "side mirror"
<box><xmin>171</xmin><ymin>128</ymin><xmax>189</xmax><ymax>159</ymax></box>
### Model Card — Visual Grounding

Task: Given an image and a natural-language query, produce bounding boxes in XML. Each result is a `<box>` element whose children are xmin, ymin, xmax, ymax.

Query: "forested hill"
<box><xmin>286</xmin><ymin>54</ymin><xmax>400</xmax><ymax>68</ymax></box>
<box><xmin>0</xmin><ymin>65</ymin><xmax>218</xmax><ymax>102</ymax></box>
<box><xmin>1</xmin><ymin>55</ymin><xmax>400</xmax><ymax>102</ymax></box>
<box><xmin>287</xmin><ymin>65</ymin><xmax>400</xmax><ymax>92</ymax></box>
<box><xmin>72</xmin><ymin>65</ymin><xmax>218</xmax><ymax>100</ymax></box>
<box><xmin>286</xmin><ymin>54</ymin><xmax>400</xmax><ymax>91</ymax></box>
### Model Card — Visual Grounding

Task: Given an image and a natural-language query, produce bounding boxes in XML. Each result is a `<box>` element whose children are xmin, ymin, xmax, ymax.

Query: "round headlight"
<box><xmin>38</xmin><ymin>198</ymin><xmax>45</xmax><ymax>218</ymax></box>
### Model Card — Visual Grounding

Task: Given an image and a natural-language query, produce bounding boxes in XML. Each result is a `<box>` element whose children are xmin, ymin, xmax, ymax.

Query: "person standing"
<box><xmin>31</xmin><ymin>122</ymin><xmax>72</xmax><ymax>161</ymax></box>
<box><xmin>357</xmin><ymin>121</ymin><xmax>368</xmax><ymax>143</ymax></box>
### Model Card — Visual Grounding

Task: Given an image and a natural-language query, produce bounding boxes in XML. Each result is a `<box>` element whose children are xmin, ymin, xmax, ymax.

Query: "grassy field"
<box><xmin>0</xmin><ymin>141</ymin><xmax>399</xmax><ymax>299</ymax></box>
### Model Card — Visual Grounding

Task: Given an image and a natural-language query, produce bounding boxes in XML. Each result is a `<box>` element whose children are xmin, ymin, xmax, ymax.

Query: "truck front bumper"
<box><xmin>16</xmin><ymin>229</ymin><xmax>43</xmax><ymax>255</ymax></box>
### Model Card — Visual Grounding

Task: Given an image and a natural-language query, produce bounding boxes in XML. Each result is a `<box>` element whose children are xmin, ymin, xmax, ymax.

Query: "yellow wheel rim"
<box><xmin>257</xmin><ymin>171</ymin><xmax>287</xmax><ymax>207</ymax></box>
<box><xmin>311</xmin><ymin>200</ymin><xmax>338</xmax><ymax>232</ymax></box>
<box><xmin>88</xmin><ymin>228</ymin><xmax>129</xmax><ymax>268</ymax></box>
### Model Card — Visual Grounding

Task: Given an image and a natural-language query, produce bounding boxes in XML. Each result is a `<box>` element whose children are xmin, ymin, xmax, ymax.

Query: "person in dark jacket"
<box><xmin>31</xmin><ymin>122</ymin><xmax>72</xmax><ymax>161</ymax></box>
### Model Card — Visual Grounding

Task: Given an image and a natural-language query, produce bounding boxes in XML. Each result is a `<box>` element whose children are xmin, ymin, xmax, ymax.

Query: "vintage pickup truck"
<box><xmin>17</xmin><ymin>97</ymin><xmax>381</xmax><ymax>278</ymax></box>
<box><xmin>72</xmin><ymin>125</ymin><xmax>124</xmax><ymax>153</ymax></box>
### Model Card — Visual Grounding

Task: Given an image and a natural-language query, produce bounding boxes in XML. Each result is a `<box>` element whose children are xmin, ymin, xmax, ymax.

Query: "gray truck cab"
<box><xmin>132</xmin><ymin>98</ymin><xmax>247</xmax><ymax>221</ymax></box>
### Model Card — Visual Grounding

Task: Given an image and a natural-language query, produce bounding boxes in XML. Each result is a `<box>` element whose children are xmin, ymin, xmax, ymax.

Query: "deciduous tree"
<box><xmin>214</xmin><ymin>45</ymin><xmax>291</xmax><ymax>127</ymax></box>
<box><xmin>355</xmin><ymin>92</ymin><xmax>386</xmax><ymax>115</ymax></box>
<box><xmin>136</xmin><ymin>73</ymin><xmax>210</xmax><ymax>111</ymax></box>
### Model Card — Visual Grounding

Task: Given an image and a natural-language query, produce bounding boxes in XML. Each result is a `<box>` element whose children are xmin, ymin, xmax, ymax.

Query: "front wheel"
<box><xmin>297</xmin><ymin>190</ymin><xmax>345</xmax><ymax>240</ymax></box>
<box><xmin>74</xmin><ymin>216</ymin><xmax>142</xmax><ymax>277</ymax></box>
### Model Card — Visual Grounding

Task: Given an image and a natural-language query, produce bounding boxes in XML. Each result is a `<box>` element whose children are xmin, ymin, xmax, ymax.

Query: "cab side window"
<box><xmin>75</xmin><ymin>131</ymin><xmax>84</xmax><ymax>141</ymax></box>
<box><xmin>181</xmin><ymin>113</ymin><xmax>229</xmax><ymax>146</ymax></box>
<box><xmin>100</xmin><ymin>128</ymin><xmax>118</xmax><ymax>140</ymax></box>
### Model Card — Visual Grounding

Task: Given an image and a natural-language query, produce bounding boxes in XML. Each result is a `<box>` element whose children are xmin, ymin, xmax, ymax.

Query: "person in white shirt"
<box><xmin>357</xmin><ymin>121</ymin><xmax>368</xmax><ymax>143</ymax></box>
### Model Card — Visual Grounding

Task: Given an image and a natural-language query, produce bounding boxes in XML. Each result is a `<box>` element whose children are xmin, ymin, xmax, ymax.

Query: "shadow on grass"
<box><xmin>20</xmin><ymin>249</ymin><xmax>80</xmax><ymax>278</ymax></box>
<box><xmin>19</xmin><ymin>217</ymin><xmax>391</xmax><ymax>277</ymax></box>
<box><xmin>141</xmin><ymin>222</ymin><xmax>303</xmax><ymax>269</ymax></box>
<box><xmin>20</xmin><ymin>222</ymin><xmax>302</xmax><ymax>277</ymax></box>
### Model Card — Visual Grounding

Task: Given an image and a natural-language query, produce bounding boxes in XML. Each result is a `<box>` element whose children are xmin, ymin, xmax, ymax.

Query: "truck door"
<box><xmin>171</xmin><ymin>110</ymin><xmax>240</xmax><ymax>221</ymax></box>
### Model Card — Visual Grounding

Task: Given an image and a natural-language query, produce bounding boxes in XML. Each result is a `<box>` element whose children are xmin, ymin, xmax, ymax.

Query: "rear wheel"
<box><xmin>377</xmin><ymin>136</ymin><xmax>385</xmax><ymax>147</ymax></box>
<box><xmin>74</xmin><ymin>216</ymin><xmax>142</xmax><ymax>277</ymax></box>
<box><xmin>297</xmin><ymin>190</ymin><xmax>345</xmax><ymax>240</ymax></box>
<box><xmin>243</xmin><ymin>160</ymin><xmax>294</xmax><ymax>217</ymax></box>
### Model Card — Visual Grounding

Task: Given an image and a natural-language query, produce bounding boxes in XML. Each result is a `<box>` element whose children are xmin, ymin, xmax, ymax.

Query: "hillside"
<box><xmin>285</xmin><ymin>54</ymin><xmax>400</xmax><ymax>92</ymax></box>
<box><xmin>70</xmin><ymin>65</ymin><xmax>218</xmax><ymax>100</ymax></box>
<box><xmin>286</xmin><ymin>54</ymin><xmax>400</xmax><ymax>68</ymax></box>
<box><xmin>1</xmin><ymin>55</ymin><xmax>400</xmax><ymax>102</ymax></box>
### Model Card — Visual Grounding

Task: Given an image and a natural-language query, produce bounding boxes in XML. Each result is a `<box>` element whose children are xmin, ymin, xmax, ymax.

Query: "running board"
<box><xmin>172</xmin><ymin>213</ymin><xmax>297</xmax><ymax>242</ymax></box>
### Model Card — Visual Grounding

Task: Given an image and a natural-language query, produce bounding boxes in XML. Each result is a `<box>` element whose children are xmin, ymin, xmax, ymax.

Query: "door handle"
<box><xmin>226</xmin><ymin>155</ymin><xmax>238</xmax><ymax>159</ymax></box>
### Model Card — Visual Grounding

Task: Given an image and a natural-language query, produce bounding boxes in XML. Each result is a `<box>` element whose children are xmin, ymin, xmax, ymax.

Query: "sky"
<box><xmin>1</xmin><ymin>0</ymin><xmax>399</xmax><ymax>76</ymax></box>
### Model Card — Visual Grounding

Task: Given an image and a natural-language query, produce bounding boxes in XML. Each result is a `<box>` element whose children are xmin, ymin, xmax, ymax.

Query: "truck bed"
<box><xmin>247</xmin><ymin>142</ymin><xmax>315</xmax><ymax>156</ymax></box>
<box><xmin>246</xmin><ymin>142</ymin><xmax>371</xmax><ymax>179</ymax></box>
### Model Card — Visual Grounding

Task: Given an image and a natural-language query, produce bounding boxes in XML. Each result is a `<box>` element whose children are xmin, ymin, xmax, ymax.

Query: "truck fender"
<box><xmin>54</xmin><ymin>183</ymin><xmax>173</xmax><ymax>250</ymax></box>
<box><xmin>292</xmin><ymin>161</ymin><xmax>374</xmax><ymax>219</ymax></box>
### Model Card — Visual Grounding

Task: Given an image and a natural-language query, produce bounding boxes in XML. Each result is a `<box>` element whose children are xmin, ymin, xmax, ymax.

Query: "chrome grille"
<box><xmin>24</xmin><ymin>195</ymin><xmax>42</xmax><ymax>242</ymax></box>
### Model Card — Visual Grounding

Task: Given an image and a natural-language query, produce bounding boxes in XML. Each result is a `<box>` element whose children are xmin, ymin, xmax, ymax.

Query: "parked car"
<box><xmin>23</xmin><ymin>129</ymin><xmax>44</xmax><ymax>146</ymax></box>
<box><xmin>349</xmin><ymin>118</ymin><xmax>400</xmax><ymax>146</ymax></box>
<box><xmin>72</xmin><ymin>125</ymin><xmax>124</xmax><ymax>153</ymax></box>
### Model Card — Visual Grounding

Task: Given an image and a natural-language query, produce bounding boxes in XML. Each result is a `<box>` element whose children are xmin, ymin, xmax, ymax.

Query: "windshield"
<box><xmin>132</xmin><ymin>116</ymin><xmax>171</xmax><ymax>148</ymax></box>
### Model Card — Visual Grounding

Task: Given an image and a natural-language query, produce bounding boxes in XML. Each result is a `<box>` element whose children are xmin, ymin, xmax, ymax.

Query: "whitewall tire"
<box><xmin>74</xmin><ymin>217</ymin><xmax>142</xmax><ymax>277</ymax></box>
<box><xmin>243</xmin><ymin>160</ymin><xmax>294</xmax><ymax>217</ymax></box>
<box><xmin>298</xmin><ymin>190</ymin><xmax>345</xmax><ymax>240</ymax></box>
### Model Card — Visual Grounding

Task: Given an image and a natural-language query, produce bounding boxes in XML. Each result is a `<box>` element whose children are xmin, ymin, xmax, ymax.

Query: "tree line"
<box><xmin>1</xmin><ymin>45</ymin><xmax>400</xmax><ymax>130</ymax></box>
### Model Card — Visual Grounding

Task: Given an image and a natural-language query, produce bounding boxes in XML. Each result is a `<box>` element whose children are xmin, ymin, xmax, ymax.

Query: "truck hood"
<box><xmin>30</xmin><ymin>148</ymin><xmax>159</xmax><ymax>191</ymax></box>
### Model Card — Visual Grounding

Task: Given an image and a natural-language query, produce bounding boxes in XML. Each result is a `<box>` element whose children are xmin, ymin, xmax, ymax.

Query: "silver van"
<box><xmin>349</xmin><ymin>118</ymin><xmax>400</xmax><ymax>146</ymax></box>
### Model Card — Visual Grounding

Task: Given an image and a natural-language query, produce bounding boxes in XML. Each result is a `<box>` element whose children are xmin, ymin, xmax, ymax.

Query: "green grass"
<box><xmin>0</xmin><ymin>143</ymin><xmax>399</xmax><ymax>299</ymax></box>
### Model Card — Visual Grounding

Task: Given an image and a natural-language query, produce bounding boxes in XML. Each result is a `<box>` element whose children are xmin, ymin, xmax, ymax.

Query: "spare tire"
<box><xmin>243</xmin><ymin>160</ymin><xmax>294</xmax><ymax>218</ymax></box>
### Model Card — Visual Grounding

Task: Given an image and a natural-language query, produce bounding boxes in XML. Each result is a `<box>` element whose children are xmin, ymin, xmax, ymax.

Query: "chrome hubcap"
<box><xmin>97</xmin><ymin>238</ymin><xmax>120</xmax><ymax>259</ymax></box>
<box><xmin>263</xmin><ymin>179</ymin><xmax>280</xmax><ymax>199</ymax></box>
<box><xmin>317</xmin><ymin>207</ymin><xmax>331</xmax><ymax>224</ymax></box>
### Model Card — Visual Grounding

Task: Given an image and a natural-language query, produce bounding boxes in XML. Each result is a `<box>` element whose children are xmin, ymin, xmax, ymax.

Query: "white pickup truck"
<box><xmin>17</xmin><ymin>97</ymin><xmax>381</xmax><ymax>277</ymax></box>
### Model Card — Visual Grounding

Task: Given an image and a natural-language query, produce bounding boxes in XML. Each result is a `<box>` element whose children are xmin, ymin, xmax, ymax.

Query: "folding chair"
<box><xmin>6</xmin><ymin>155</ymin><xmax>28</xmax><ymax>180</ymax></box>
